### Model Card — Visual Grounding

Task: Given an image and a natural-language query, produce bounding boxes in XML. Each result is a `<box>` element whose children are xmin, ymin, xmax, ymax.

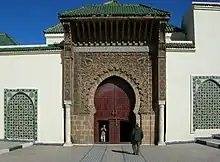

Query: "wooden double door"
<box><xmin>94</xmin><ymin>77</ymin><xmax>134</xmax><ymax>144</ymax></box>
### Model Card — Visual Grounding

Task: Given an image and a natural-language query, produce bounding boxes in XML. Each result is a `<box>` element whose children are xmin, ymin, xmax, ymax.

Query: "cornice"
<box><xmin>193</xmin><ymin>2</ymin><xmax>220</xmax><ymax>11</ymax></box>
<box><xmin>0</xmin><ymin>50</ymin><xmax>61</xmax><ymax>56</ymax></box>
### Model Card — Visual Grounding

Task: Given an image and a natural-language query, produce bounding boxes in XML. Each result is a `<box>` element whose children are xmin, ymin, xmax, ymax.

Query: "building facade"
<box><xmin>0</xmin><ymin>1</ymin><xmax>219</xmax><ymax>145</ymax></box>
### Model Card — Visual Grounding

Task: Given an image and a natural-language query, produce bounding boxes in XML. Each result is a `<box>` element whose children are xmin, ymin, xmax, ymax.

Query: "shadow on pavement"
<box><xmin>112</xmin><ymin>150</ymin><xmax>133</xmax><ymax>155</ymax></box>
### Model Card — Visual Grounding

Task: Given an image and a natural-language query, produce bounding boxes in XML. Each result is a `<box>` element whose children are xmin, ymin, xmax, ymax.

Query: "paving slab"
<box><xmin>0</xmin><ymin>145</ymin><xmax>92</xmax><ymax>162</ymax></box>
<box><xmin>212</xmin><ymin>134</ymin><xmax>220</xmax><ymax>139</ymax></box>
<box><xmin>80</xmin><ymin>145</ymin><xmax>107</xmax><ymax>162</ymax></box>
<box><xmin>0</xmin><ymin>141</ymin><xmax>33</xmax><ymax>155</ymax></box>
<box><xmin>121</xmin><ymin>145</ymin><xmax>147</xmax><ymax>162</ymax></box>
<box><xmin>102</xmin><ymin>146</ymin><xmax>123</xmax><ymax>162</ymax></box>
<box><xmin>196</xmin><ymin>137</ymin><xmax>220</xmax><ymax>149</ymax></box>
<box><xmin>140</xmin><ymin>143</ymin><xmax>220</xmax><ymax>162</ymax></box>
<box><xmin>1</xmin><ymin>143</ymin><xmax>220</xmax><ymax>162</ymax></box>
<box><xmin>0</xmin><ymin>141</ymin><xmax>25</xmax><ymax>149</ymax></box>
<box><xmin>201</xmin><ymin>138</ymin><xmax>220</xmax><ymax>143</ymax></box>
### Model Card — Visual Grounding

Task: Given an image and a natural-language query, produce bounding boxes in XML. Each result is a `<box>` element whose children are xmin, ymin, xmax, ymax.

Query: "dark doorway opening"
<box><xmin>99</xmin><ymin>120</ymin><xmax>109</xmax><ymax>143</ymax></box>
<box><xmin>120</xmin><ymin>120</ymin><xmax>133</xmax><ymax>142</ymax></box>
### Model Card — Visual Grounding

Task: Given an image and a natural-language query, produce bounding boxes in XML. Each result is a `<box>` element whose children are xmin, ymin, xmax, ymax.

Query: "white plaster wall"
<box><xmin>45</xmin><ymin>34</ymin><xmax>64</xmax><ymax>45</ymax></box>
<box><xmin>166</xmin><ymin>7</ymin><xmax>220</xmax><ymax>142</ymax></box>
<box><xmin>0</xmin><ymin>53</ymin><xmax>63</xmax><ymax>144</ymax></box>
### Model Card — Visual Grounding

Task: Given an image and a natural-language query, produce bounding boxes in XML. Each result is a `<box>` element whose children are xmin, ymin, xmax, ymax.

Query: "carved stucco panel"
<box><xmin>158</xmin><ymin>57</ymin><xmax>166</xmax><ymax>100</ymax></box>
<box><xmin>74</xmin><ymin>52</ymin><xmax>152</xmax><ymax>114</ymax></box>
<box><xmin>64</xmin><ymin>58</ymin><xmax>72</xmax><ymax>100</ymax></box>
<box><xmin>63</xmin><ymin>22</ymin><xmax>72</xmax><ymax>43</ymax></box>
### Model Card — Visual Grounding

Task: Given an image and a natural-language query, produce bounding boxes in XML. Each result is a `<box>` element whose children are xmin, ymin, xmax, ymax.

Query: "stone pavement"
<box><xmin>1</xmin><ymin>143</ymin><xmax>220</xmax><ymax>162</ymax></box>
<box><xmin>0</xmin><ymin>141</ymin><xmax>33</xmax><ymax>155</ymax></box>
<box><xmin>0</xmin><ymin>141</ymin><xmax>25</xmax><ymax>150</ymax></box>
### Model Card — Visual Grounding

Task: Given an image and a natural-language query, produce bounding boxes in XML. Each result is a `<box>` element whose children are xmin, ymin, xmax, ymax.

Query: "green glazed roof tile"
<box><xmin>0</xmin><ymin>33</ymin><xmax>18</xmax><ymax>46</ymax></box>
<box><xmin>0</xmin><ymin>44</ymin><xmax>61</xmax><ymax>52</ymax></box>
<box><xmin>165</xmin><ymin>24</ymin><xmax>183</xmax><ymax>33</ymax></box>
<box><xmin>58</xmin><ymin>0</ymin><xmax>170</xmax><ymax>18</ymax></box>
<box><xmin>44</xmin><ymin>23</ymin><xmax>182</xmax><ymax>34</ymax></box>
<box><xmin>44</xmin><ymin>23</ymin><xmax>63</xmax><ymax>34</ymax></box>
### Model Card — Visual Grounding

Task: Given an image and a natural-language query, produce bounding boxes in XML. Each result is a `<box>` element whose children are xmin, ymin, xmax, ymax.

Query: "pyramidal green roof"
<box><xmin>44</xmin><ymin>23</ymin><xmax>182</xmax><ymax>34</ymax></box>
<box><xmin>0</xmin><ymin>33</ymin><xmax>18</xmax><ymax>46</ymax></box>
<box><xmin>58</xmin><ymin>0</ymin><xmax>170</xmax><ymax>18</ymax></box>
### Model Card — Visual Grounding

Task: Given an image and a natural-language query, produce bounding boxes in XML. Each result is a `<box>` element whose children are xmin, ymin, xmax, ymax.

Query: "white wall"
<box><xmin>45</xmin><ymin>34</ymin><xmax>64</xmax><ymax>45</ymax></box>
<box><xmin>0</xmin><ymin>53</ymin><xmax>63</xmax><ymax>144</ymax></box>
<box><xmin>166</xmin><ymin>5</ymin><xmax>220</xmax><ymax>142</ymax></box>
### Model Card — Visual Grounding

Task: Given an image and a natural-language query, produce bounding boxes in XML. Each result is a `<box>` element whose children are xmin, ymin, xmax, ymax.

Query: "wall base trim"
<box><xmin>34</xmin><ymin>142</ymin><xmax>64</xmax><ymax>146</ymax></box>
<box><xmin>166</xmin><ymin>140</ymin><xmax>195</xmax><ymax>145</ymax></box>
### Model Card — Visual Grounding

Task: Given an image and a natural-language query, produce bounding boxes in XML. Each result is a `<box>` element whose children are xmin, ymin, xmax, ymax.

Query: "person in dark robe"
<box><xmin>131</xmin><ymin>123</ymin><xmax>143</xmax><ymax>155</ymax></box>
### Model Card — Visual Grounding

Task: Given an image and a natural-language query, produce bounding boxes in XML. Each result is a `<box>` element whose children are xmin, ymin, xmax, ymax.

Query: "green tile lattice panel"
<box><xmin>192</xmin><ymin>76</ymin><xmax>220</xmax><ymax>131</ymax></box>
<box><xmin>4</xmin><ymin>89</ymin><xmax>38</xmax><ymax>141</ymax></box>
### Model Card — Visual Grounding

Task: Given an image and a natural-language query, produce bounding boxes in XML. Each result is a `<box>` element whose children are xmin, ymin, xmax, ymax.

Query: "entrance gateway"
<box><xmin>61</xmin><ymin>0</ymin><xmax>167</xmax><ymax>145</ymax></box>
<box><xmin>94</xmin><ymin>76</ymin><xmax>136</xmax><ymax>143</ymax></box>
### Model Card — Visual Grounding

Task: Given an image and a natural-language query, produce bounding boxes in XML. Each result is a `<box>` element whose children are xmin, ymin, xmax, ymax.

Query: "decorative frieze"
<box><xmin>157</xmin><ymin>21</ymin><xmax>167</xmax><ymax>101</ymax></box>
<box><xmin>63</xmin><ymin>22</ymin><xmax>72</xmax><ymax>43</ymax></box>
<box><xmin>63</xmin><ymin>21</ymin><xmax>74</xmax><ymax>101</ymax></box>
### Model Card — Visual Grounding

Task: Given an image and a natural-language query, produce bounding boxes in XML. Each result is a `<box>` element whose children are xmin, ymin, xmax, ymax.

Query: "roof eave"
<box><xmin>59</xmin><ymin>15</ymin><xmax>170</xmax><ymax>21</ymax></box>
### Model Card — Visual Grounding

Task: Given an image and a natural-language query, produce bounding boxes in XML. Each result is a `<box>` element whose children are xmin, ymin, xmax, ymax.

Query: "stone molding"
<box><xmin>63</xmin><ymin>21</ymin><xmax>74</xmax><ymax>101</ymax></box>
<box><xmin>159</xmin><ymin>100</ymin><xmax>165</xmax><ymax>105</ymax></box>
<box><xmin>73</xmin><ymin>46</ymin><xmax>149</xmax><ymax>53</ymax></box>
<box><xmin>64</xmin><ymin>100</ymin><xmax>72</xmax><ymax>106</ymax></box>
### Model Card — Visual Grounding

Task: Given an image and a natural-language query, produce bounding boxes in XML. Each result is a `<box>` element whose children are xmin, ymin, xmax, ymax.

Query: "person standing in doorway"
<box><xmin>100</xmin><ymin>125</ymin><xmax>107</xmax><ymax>142</ymax></box>
<box><xmin>131</xmin><ymin>123</ymin><xmax>143</xmax><ymax>155</ymax></box>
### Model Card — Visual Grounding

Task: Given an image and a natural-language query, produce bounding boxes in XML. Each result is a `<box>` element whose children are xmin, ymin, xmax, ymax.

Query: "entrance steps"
<box><xmin>195</xmin><ymin>134</ymin><xmax>220</xmax><ymax>149</ymax></box>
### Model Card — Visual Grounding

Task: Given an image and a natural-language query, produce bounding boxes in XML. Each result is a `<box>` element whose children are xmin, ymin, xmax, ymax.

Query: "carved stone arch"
<box><xmin>86</xmin><ymin>68</ymin><xmax>141</xmax><ymax>115</ymax></box>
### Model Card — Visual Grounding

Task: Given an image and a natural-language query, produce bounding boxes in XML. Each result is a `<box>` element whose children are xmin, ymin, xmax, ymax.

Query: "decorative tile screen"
<box><xmin>4</xmin><ymin>89</ymin><xmax>38</xmax><ymax>140</ymax></box>
<box><xmin>192</xmin><ymin>76</ymin><xmax>220</xmax><ymax>131</ymax></box>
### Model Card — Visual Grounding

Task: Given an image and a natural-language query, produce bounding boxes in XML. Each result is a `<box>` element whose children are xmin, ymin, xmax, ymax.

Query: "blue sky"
<box><xmin>0</xmin><ymin>0</ymin><xmax>218</xmax><ymax>44</ymax></box>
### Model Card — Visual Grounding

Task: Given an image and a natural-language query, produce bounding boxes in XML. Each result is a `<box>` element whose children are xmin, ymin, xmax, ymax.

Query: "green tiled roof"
<box><xmin>44</xmin><ymin>23</ymin><xmax>182</xmax><ymax>34</ymax></box>
<box><xmin>166</xmin><ymin>43</ymin><xmax>195</xmax><ymax>49</ymax></box>
<box><xmin>165</xmin><ymin>24</ymin><xmax>183</xmax><ymax>33</ymax></box>
<box><xmin>44</xmin><ymin>23</ymin><xmax>63</xmax><ymax>34</ymax></box>
<box><xmin>58</xmin><ymin>0</ymin><xmax>170</xmax><ymax>18</ymax></box>
<box><xmin>0</xmin><ymin>33</ymin><xmax>18</xmax><ymax>46</ymax></box>
<box><xmin>0</xmin><ymin>44</ymin><xmax>61</xmax><ymax>52</ymax></box>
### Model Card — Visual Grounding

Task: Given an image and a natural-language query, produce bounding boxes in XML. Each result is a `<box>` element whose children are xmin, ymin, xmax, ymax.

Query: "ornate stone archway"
<box><xmin>66</xmin><ymin>52</ymin><xmax>156</xmax><ymax>144</ymax></box>
<box><xmin>87</xmin><ymin>67</ymin><xmax>141</xmax><ymax>115</ymax></box>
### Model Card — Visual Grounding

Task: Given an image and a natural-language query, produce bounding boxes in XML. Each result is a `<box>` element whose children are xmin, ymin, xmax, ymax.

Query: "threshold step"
<box><xmin>212</xmin><ymin>134</ymin><xmax>220</xmax><ymax>140</ymax></box>
<box><xmin>196</xmin><ymin>138</ymin><xmax>220</xmax><ymax>149</ymax></box>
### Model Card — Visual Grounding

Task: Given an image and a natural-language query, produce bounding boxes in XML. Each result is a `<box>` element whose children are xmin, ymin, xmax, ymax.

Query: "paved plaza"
<box><xmin>0</xmin><ymin>141</ymin><xmax>26</xmax><ymax>150</ymax></box>
<box><xmin>0</xmin><ymin>143</ymin><xmax>220</xmax><ymax>162</ymax></box>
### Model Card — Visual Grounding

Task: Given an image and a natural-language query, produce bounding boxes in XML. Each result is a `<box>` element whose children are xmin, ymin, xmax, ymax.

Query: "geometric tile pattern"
<box><xmin>192</xmin><ymin>76</ymin><xmax>220</xmax><ymax>130</ymax></box>
<box><xmin>4</xmin><ymin>89</ymin><xmax>38</xmax><ymax>141</ymax></box>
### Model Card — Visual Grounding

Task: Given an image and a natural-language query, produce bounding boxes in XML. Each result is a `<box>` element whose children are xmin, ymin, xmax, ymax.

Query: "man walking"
<box><xmin>131</xmin><ymin>123</ymin><xmax>143</xmax><ymax>155</ymax></box>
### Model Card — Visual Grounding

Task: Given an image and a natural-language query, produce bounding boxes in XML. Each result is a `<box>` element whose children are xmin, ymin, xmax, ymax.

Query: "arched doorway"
<box><xmin>94</xmin><ymin>76</ymin><xmax>136</xmax><ymax>144</ymax></box>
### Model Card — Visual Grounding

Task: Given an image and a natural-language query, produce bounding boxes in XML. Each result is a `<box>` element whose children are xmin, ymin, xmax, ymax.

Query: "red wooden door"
<box><xmin>94</xmin><ymin>81</ymin><xmax>130</xmax><ymax>143</ymax></box>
